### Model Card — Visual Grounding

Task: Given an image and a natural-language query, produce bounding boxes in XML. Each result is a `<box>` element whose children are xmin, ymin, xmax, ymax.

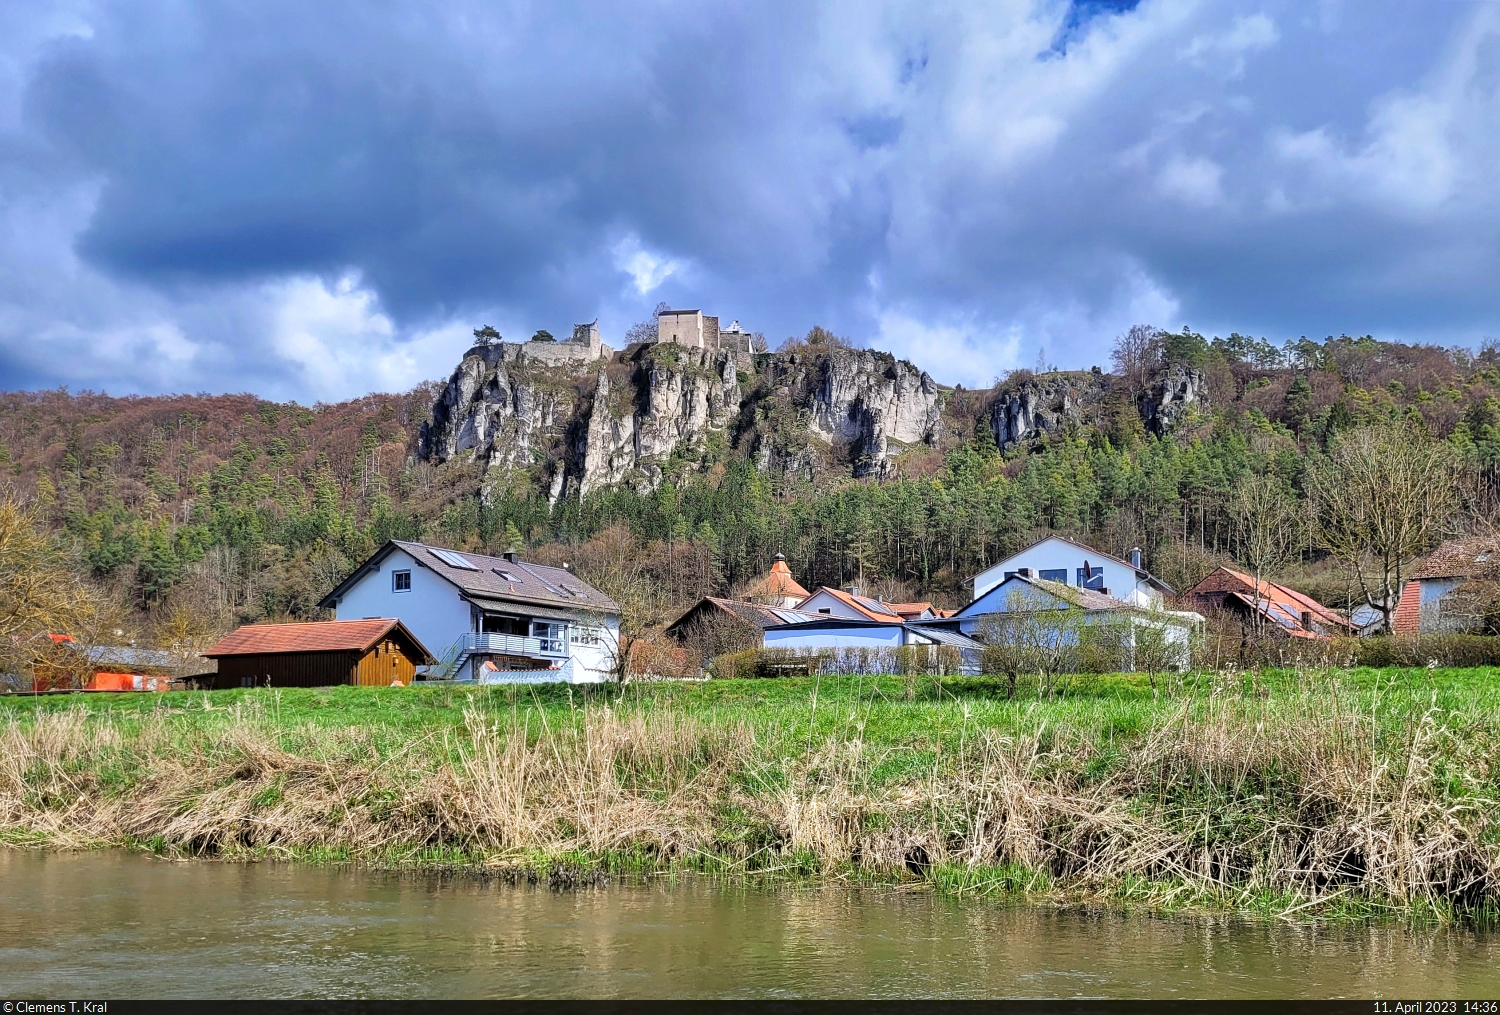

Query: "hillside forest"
<box><xmin>3</xmin><ymin>326</ymin><xmax>1500</xmax><ymax>661</ymax></box>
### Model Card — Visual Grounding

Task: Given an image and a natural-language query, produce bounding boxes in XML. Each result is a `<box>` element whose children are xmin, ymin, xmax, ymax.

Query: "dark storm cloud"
<box><xmin>0</xmin><ymin>0</ymin><xmax>1496</xmax><ymax>399</ymax></box>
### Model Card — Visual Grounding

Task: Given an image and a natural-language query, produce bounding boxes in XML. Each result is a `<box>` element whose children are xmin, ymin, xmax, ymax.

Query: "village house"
<box><xmin>1393</xmin><ymin>539</ymin><xmax>1500</xmax><ymax>635</ymax></box>
<box><xmin>932</xmin><ymin>570</ymin><xmax>1201</xmax><ymax>671</ymax></box>
<box><xmin>665</xmin><ymin>598</ymin><xmax>825</xmax><ymax>663</ymax></box>
<box><xmin>761</xmin><ymin>617</ymin><xmax>984</xmax><ymax>675</ymax></box>
<box><xmin>796</xmin><ymin>585</ymin><xmax>949</xmax><ymax>622</ymax></box>
<box><xmin>319</xmin><ymin>540</ymin><xmax>620</xmax><ymax>683</ymax></box>
<box><xmin>969</xmin><ymin>535</ymin><xmax>1173</xmax><ymax>607</ymax></box>
<box><xmin>1182</xmin><ymin>566</ymin><xmax>1353</xmax><ymax>640</ymax></box>
<box><xmin>201</xmin><ymin>618</ymin><xmax>435</xmax><ymax>689</ymax></box>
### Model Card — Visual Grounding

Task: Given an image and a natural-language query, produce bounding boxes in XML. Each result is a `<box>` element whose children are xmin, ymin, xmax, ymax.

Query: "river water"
<box><xmin>2</xmin><ymin>850</ymin><xmax>1498</xmax><ymax>999</ymax></box>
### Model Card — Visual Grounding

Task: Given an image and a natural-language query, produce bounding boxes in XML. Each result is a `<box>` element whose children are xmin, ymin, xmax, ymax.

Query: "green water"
<box><xmin>1</xmin><ymin>850</ymin><xmax>1497</xmax><ymax>999</ymax></box>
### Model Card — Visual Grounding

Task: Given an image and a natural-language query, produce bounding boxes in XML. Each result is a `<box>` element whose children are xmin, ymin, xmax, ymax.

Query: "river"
<box><xmin>2</xmin><ymin>850</ymin><xmax>1497</xmax><ymax>998</ymax></box>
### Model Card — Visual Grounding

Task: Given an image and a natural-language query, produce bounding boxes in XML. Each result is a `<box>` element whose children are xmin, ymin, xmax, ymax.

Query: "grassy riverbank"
<box><xmin>4</xmin><ymin>668</ymin><xmax>1500</xmax><ymax>922</ymax></box>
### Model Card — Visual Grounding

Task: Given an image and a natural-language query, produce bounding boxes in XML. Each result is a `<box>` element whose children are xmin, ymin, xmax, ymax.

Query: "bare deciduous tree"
<box><xmin>1111</xmin><ymin>324</ymin><xmax>1164</xmax><ymax>393</ymax></box>
<box><xmin>1228</xmin><ymin>475</ymin><xmax>1302</xmax><ymax>635</ymax></box>
<box><xmin>1307</xmin><ymin>422</ymin><xmax>1459</xmax><ymax>634</ymax></box>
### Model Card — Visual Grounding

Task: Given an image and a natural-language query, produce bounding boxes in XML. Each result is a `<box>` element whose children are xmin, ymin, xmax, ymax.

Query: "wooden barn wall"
<box><xmin>354</xmin><ymin>640</ymin><xmax>418</xmax><ymax>686</ymax></box>
<box><xmin>210</xmin><ymin>652</ymin><xmax>358</xmax><ymax>689</ymax></box>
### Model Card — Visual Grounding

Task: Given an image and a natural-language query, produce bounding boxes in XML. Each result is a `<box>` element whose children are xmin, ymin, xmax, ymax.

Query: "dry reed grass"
<box><xmin>2</xmin><ymin>686</ymin><xmax>1496</xmax><ymax>919</ymax></box>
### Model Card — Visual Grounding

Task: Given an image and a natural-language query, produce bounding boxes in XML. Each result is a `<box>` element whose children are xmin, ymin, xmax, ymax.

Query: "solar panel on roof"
<box><xmin>429</xmin><ymin>548</ymin><xmax>480</xmax><ymax>570</ymax></box>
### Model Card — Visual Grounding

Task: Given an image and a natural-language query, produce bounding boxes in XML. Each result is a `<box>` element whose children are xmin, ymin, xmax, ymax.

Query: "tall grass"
<box><xmin>2</xmin><ymin>675</ymin><xmax>1498</xmax><ymax>921</ymax></box>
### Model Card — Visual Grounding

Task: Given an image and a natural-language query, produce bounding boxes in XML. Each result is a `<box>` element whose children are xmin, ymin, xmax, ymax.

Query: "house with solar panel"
<box><xmin>319</xmin><ymin>541</ymin><xmax>621</xmax><ymax>683</ymax></box>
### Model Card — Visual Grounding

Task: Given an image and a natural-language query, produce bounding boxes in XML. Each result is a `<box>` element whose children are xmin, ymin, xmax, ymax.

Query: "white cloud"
<box><xmin>1273</xmin><ymin>8</ymin><xmax>1500</xmax><ymax>215</ymax></box>
<box><xmin>1179</xmin><ymin>13</ymin><xmax>1279</xmax><ymax>75</ymax></box>
<box><xmin>873</xmin><ymin>307</ymin><xmax>1020</xmax><ymax>388</ymax></box>
<box><xmin>612</xmin><ymin>234</ymin><xmax>684</xmax><ymax>296</ymax></box>
<box><xmin>1156</xmin><ymin>155</ymin><xmax>1226</xmax><ymax>207</ymax></box>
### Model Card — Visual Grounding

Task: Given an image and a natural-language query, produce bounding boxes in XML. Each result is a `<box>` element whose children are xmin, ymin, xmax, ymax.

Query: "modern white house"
<box><xmin>943</xmin><ymin>571</ymin><xmax>1200</xmax><ymax>670</ymax></box>
<box><xmin>969</xmin><ymin>535</ymin><xmax>1173</xmax><ymax>607</ymax></box>
<box><xmin>318</xmin><ymin>540</ymin><xmax>620</xmax><ymax>684</ymax></box>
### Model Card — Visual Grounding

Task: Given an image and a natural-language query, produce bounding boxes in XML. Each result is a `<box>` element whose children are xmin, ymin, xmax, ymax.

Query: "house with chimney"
<box><xmin>1182</xmin><ymin>567</ymin><xmax>1353</xmax><ymax>640</ymax></box>
<box><xmin>319</xmin><ymin>540</ymin><xmax>620</xmax><ymax>683</ymax></box>
<box><xmin>968</xmin><ymin>536</ymin><xmax>1173</xmax><ymax>608</ymax></box>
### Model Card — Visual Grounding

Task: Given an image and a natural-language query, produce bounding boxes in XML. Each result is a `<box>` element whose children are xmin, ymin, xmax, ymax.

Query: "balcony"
<box><xmin>461</xmin><ymin>632</ymin><xmax>568</xmax><ymax>659</ymax></box>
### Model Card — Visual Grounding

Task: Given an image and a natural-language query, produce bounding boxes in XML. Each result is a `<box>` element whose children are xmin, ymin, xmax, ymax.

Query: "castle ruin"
<box><xmin>655</xmin><ymin>310</ymin><xmax>755</xmax><ymax>355</ymax></box>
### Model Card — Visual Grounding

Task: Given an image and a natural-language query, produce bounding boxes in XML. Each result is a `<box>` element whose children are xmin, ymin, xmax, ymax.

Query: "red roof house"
<box><xmin>1183</xmin><ymin>567</ymin><xmax>1353</xmax><ymax>640</ymax></box>
<box><xmin>202</xmin><ymin>618</ymin><xmax>435</xmax><ymax>689</ymax></box>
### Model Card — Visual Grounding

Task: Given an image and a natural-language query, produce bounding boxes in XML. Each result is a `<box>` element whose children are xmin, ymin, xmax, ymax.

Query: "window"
<box><xmin>1038</xmin><ymin>569</ymin><xmax>1067</xmax><ymax>583</ymax></box>
<box><xmin>571</xmin><ymin>625</ymin><xmax>601</xmax><ymax>646</ymax></box>
<box><xmin>818</xmin><ymin>608</ymin><xmax>833</xmax><ymax>615</ymax></box>
<box><xmin>1076</xmin><ymin>568</ymin><xmax>1105</xmax><ymax>590</ymax></box>
<box><xmin>531</xmin><ymin>621</ymin><xmax>566</xmax><ymax>653</ymax></box>
<box><xmin>393</xmin><ymin>570</ymin><xmax>412</xmax><ymax>592</ymax></box>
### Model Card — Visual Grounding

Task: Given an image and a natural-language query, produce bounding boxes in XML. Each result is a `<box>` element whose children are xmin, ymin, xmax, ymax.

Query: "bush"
<box><xmin>1350</xmin><ymin>635</ymin><xmax>1500</xmax><ymax>668</ymax></box>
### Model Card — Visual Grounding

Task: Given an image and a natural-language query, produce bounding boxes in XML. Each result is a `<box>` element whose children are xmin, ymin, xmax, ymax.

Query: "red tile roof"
<box><xmin>1392</xmin><ymin>580</ymin><xmax>1423</xmax><ymax>635</ymax></box>
<box><xmin>1184</xmin><ymin>567</ymin><xmax>1352</xmax><ymax>637</ymax></box>
<box><xmin>205</xmin><ymin>619</ymin><xmax>432</xmax><ymax>661</ymax></box>
<box><xmin>742</xmin><ymin>554</ymin><xmax>810</xmax><ymax>602</ymax></box>
<box><xmin>806</xmin><ymin>587</ymin><xmax>906</xmax><ymax>622</ymax></box>
<box><xmin>1410</xmin><ymin>539</ymin><xmax>1499</xmax><ymax>580</ymax></box>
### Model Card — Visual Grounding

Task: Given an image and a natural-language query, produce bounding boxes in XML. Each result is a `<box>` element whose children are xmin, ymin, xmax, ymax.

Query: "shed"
<box><xmin>201</xmin><ymin>619</ymin><xmax>436</xmax><ymax>689</ymax></box>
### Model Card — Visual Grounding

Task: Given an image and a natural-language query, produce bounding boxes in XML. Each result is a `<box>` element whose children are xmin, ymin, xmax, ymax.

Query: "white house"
<box><xmin>969</xmin><ymin>535</ymin><xmax>1173</xmax><ymax>608</ymax></box>
<box><xmin>319</xmin><ymin>540</ymin><xmax>620</xmax><ymax>683</ymax></box>
<box><xmin>762</xmin><ymin>618</ymin><xmax>983</xmax><ymax>675</ymax></box>
<box><xmin>946</xmin><ymin>571</ymin><xmax>1200</xmax><ymax>671</ymax></box>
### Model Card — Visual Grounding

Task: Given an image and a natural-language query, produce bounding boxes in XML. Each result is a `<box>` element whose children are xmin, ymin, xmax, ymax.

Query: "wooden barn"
<box><xmin>200</xmin><ymin>619</ymin><xmax>435</xmax><ymax>689</ymax></box>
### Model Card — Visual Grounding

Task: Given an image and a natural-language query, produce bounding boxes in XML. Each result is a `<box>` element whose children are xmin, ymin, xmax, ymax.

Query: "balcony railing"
<box><xmin>460</xmin><ymin>632</ymin><xmax>570</xmax><ymax>658</ymax></box>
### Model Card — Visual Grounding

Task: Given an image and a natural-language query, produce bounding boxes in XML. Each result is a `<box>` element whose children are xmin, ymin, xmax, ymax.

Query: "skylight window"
<box><xmin>429</xmin><ymin>548</ymin><xmax>480</xmax><ymax>570</ymax></box>
<box><xmin>493</xmin><ymin>568</ymin><xmax>516</xmax><ymax>581</ymax></box>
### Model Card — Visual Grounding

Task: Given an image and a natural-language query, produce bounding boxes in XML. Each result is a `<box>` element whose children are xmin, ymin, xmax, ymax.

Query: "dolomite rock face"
<box><xmin>761</xmin><ymin>348</ymin><xmax>944</xmax><ymax>477</ymax></box>
<box><xmin>1138</xmin><ymin>363</ymin><xmax>1205</xmax><ymax>435</ymax></box>
<box><xmin>418</xmin><ymin>344</ymin><xmax>570</xmax><ymax>477</ymax></box>
<box><xmin>418</xmin><ymin>342</ymin><xmax>948</xmax><ymax>499</ymax></box>
<box><xmin>990</xmin><ymin>371</ymin><xmax>1109</xmax><ymax>450</ymax></box>
<box><xmin>987</xmin><ymin>363</ymin><xmax>1207</xmax><ymax>448</ymax></box>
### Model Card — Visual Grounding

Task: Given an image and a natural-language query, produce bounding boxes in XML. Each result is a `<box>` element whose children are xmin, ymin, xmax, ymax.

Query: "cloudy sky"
<box><xmin>1</xmin><ymin>0</ymin><xmax>1497</xmax><ymax>401</ymax></box>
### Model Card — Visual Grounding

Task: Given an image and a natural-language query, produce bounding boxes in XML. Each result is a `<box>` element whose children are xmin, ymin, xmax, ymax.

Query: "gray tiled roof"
<box><xmin>391</xmin><ymin>540</ymin><xmax>620</xmax><ymax>615</ymax></box>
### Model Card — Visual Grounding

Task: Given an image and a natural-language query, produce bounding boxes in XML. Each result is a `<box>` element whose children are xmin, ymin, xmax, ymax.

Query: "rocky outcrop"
<box><xmin>1138</xmin><ymin>363</ymin><xmax>1205</xmax><ymax>435</ymax></box>
<box><xmin>990</xmin><ymin>369</ymin><xmax>1108</xmax><ymax>450</ymax></box>
<box><xmin>760</xmin><ymin>348</ymin><xmax>944</xmax><ymax>477</ymax></box>
<box><xmin>418</xmin><ymin>344</ymin><xmax>571</xmax><ymax>476</ymax></box>
<box><xmin>419</xmin><ymin>341</ymin><xmax>947</xmax><ymax>500</ymax></box>
<box><xmin>573</xmin><ymin>345</ymin><xmax>741</xmax><ymax>498</ymax></box>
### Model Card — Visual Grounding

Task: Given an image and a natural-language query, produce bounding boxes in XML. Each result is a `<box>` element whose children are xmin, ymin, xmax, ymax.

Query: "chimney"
<box><xmin>1301</xmin><ymin>610</ymin><xmax>1313</xmax><ymax>631</ymax></box>
<box><xmin>844</xmin><ymin>584</ymin><xmax>861</xmax><ymax>597</ymax></box>
<box><xmin>1017</xmin><ymin>567</ymin><xmax>1033</xmax><ymax>578</ymax></box>
<box><xmin>1129</xmin><ymin>547</ymin><xmax>1142</xmax><ymax>569</ymax></box>
<box><xmin>504</xmin><ymin>549</ymin><xmax>520</xmax><ymax>564</ymax></box>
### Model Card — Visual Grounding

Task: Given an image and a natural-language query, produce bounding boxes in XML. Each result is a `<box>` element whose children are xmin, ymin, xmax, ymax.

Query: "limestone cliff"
<box><xmin>419</xmin><ymin>339</ymin><xmax>1206</xmax><ymax>502</ymax></box>
<box><xmin>419</xmin><ymin>342</ymin><xmax>947</xmax><ymax>501</ymax></box>
<box><xmin>988</xmin><ymin>362</ymin><xmax>1206</xmax><ymax>449</ymax></box>
<box><xmin>990</xmin><ymin>369</ymin><xmax>1109</xmax><ymax>450</ymax></box>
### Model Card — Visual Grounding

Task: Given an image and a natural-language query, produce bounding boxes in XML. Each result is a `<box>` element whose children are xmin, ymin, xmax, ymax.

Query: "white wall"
<box><xmin>764</xmin><ymin>625</ymin><xmax>905</xmax><ymax>650</ymax></box>
<box><xmin>331</xmin><ymin>547</ymin><xmax>471</xmax><ymax>661</ymax></box>
<box><xmin>972</xmin><ymin>537</ymin><xmax>1156</xmax><ymax>603</ymax></box>
<box><xmin>334</xmin><ymin>547</ymin><xmax>623</xmax><ymax>680</ymax></box>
